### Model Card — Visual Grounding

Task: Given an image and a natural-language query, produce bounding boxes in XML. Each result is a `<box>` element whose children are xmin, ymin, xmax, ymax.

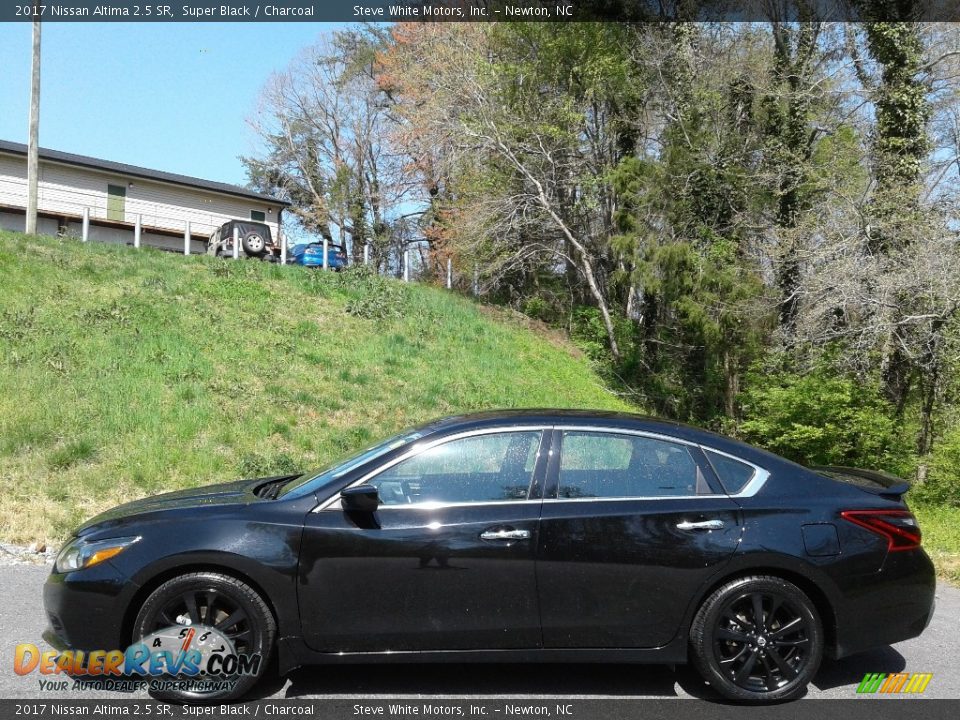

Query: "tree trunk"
<box><xmin>916</xmin><ymin>319</ymin><xmax>945</xmax><ymax>456</ymax></box>
<box><xmin>723</xmin><ymin>347</ymin><xmax>741</xmax><ymax>423</ymax></box>
<box><xmin>493</xmin><ymin>136</ymin><xmax>622</xmax><ymax>361</ymax></box>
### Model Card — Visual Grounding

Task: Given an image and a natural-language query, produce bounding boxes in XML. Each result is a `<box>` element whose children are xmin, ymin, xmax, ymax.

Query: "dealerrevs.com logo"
<box><xmin>856</xmin><ymin>672</ymin><xmax>933</xmax><ymax>695</ymax></box>
<box><xmin>14</xmin><ymin>625</ymin><xmax>261</xmax><ymax>694</ymax></box>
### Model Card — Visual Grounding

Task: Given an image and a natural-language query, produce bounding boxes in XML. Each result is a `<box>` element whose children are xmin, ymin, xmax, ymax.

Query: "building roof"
<box><xmin>0</xmin><ymin>139</ymin><xmax>291</xmax><ymax>207</ymax></box>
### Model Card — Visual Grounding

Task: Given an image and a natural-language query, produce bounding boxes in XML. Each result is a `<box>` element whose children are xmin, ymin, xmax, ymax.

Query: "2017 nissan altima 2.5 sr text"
<box><xmin>43</xmin><ymin>410</ymin><xmax>935</xmax><ymax>703</ymax></box>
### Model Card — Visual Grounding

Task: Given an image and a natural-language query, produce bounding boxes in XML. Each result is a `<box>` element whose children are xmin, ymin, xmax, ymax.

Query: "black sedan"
<box><xmin>43</xmin><ymin>410</ymin><xmax>935</xmax><ymax>702</ymax></box>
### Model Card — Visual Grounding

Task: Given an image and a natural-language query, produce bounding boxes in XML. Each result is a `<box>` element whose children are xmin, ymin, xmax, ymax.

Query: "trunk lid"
<box><xmin>812</xmin><ymin>465</ymin><xmax>911</xmax><ymax>500</ymax></box>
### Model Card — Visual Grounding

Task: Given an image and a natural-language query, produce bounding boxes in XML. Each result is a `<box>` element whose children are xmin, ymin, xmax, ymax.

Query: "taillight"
<box><xmin>841</xmin><ymin>510</ymin><xmax>922</xmax><ymax>552</ymax></box>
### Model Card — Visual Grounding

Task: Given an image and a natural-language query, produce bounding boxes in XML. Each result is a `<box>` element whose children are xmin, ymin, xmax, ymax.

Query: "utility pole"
<box><xmin>25</xmin><ymin>4</ymin><xmax>42</xmax><ymax>235</ymax></box>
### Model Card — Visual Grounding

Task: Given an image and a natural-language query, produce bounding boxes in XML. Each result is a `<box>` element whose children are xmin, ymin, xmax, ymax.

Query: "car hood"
<box><xmin>75</xmin><ymin>474</ymin><xmax>300</xmax><ymax>535</ymax></box>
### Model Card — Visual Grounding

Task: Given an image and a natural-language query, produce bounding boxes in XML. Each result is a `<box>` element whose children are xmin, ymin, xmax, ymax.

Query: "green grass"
<box><xmin>0</xmin><ymin>232</ymin><xmax>630</xmax><ymax>543</ymax></box>
<box><xmin>913</xmin><ymin>504</ymin><xmax>960</xmax><ymax>585</ymax></box>
<box><xmin>3</xmin><ymin>232</ymin><xmax>958</xmax><ymax>587</ymax></box>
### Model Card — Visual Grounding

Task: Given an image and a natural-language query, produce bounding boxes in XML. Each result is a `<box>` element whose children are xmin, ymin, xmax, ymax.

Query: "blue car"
<box><xmin>290</xmin><ymin>242</ymin><xmax>348</xmax><ymax>269</ymax></box>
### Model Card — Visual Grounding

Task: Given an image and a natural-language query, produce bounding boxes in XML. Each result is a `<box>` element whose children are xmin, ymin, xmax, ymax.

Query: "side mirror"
<box><xmin>340</xmin><ymin>485</ymin><xmax>379</xmax><ymax>513</ymax></box>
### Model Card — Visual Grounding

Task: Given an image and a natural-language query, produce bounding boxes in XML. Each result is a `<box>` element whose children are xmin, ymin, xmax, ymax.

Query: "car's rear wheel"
<box><xmin>690</xmin><ymin>575</ymin><xmax>823</xmax><ymax>702</ymax></box>
<box><xmin>132</xmin><ymin>572</ymin><xmax>275</xmax><ymax>702</ymax></box>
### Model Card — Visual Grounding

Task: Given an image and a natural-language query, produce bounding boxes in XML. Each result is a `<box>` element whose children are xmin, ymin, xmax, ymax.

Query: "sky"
<box><xmin>0</xmin><ymin>22</ymin><xmax>346</xmax><ymax>187</ymax></box>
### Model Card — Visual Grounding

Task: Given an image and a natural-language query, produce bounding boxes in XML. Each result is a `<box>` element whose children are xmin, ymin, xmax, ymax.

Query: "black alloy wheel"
<box><xmin>690</xmin><ymin>575</ymin><xmax>823</xmax><ymax>702</ymax></box>
<box><xmin>132</xmin><ymin>572</ymin><xmax>275</xmax><ymax>702</ymax></box>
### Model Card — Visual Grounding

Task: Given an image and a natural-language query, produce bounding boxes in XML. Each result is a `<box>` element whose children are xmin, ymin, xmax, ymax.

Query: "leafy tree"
<box><xmin>739</xmin><ymin>363</ymin><xmax>912</xmax><ymax>471</ymax></box>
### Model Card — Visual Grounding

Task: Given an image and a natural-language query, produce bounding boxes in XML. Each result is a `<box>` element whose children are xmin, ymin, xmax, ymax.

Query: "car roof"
<box><xmin>222</xmin><ymin>220</ymin><xmax>269</xmax><ymax>229</ymax></box>
<box><xmin>425</xmin><ymin>408</ymin><xmax>706</xmax><ymax>434</ymax></box>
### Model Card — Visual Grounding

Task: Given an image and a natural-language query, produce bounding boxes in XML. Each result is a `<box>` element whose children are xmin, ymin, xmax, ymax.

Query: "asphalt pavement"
<box><xmin>1</xmin><ymin>564</ymin><xmax>957</xmax><ymax>701</ymax></box>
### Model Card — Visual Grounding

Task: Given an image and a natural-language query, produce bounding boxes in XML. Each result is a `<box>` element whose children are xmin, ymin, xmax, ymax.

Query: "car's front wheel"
<box><xmin>132</xmin><ymin>571</ymin><xmax>275</xmax><ymax>702</ymax></box>
<box><xmin>689</xmin><ymin>575</ymin><xmax>823</xmax><ymax>702</ymax></box>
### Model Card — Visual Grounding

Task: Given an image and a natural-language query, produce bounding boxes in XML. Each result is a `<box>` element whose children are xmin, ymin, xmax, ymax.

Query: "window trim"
<box><xmin>313</xmin><ymin>424</ymin><xmax>770</xmax><ymax>511</ymax></box>
<box><xmin>543</xmin><ymin>425</ymin><xmax>769</xmax><ymax>502</ymax></box>
<box><xmin>314</xmin><ymin>426</ymin><xmax>551</xmax><ymax>511</ymax></box>
<box><xmin>701</xmin><ymin>446</ymin><xmax>768</xmax><ymax>498</ymax></box>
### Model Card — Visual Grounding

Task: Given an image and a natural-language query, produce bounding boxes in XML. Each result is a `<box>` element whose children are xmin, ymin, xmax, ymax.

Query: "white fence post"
<box><xmin>184</xmin><ymin>222</ymin><xmax>191</xmax><ymax>256</ymax></box>
<box><xmin>279</xmin><ymin>231</ymin><xmax>286</xmax><ymax>265</ymax></box>
<box><xmin>323</xmin><ymin>238</ymin><xmax>328</xmax><ymax>270</ymax></box>
<box><xmin>363</xmin><ymin>243</ymin><xmax>369</xmax><ymax>266</ymax></box>
<box><xmin>404</xmin><ymin>249</ymin><xmax>410</xmax><ymax>282</ymax></box>
<box><xmin>473</xmin><ymin>267</ymin><xmax>479</xmax><ymax>296</ymax></box>
<box><xmin>447</xmin><ymin>258</ymin><xmax>452</xmax><ymax>289</ymax></box>
<box><xmin>81</xmin><ymin>207</ymin><xmax>89</xmax><ymax>242</ymax></box>
<box><xmin>232</xmin><ymin>226</ymin><xmax>239</xmax><ymax>259</ymax></box>
<box><xmin>134</xmin><ymin>214</ymin><xmax>142</xmax><ymax>249</ymax></box>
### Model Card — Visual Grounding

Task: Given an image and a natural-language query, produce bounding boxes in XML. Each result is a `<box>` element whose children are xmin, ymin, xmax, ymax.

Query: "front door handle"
<box><xmin>676</xmin><ymin>519</ymin><xmax>725</xmax><ymax>531</ymax></box>
<box><xmin>480</xmin><ymin>528</ymin><xmax>531</xmax><ymax>541</ymax></box>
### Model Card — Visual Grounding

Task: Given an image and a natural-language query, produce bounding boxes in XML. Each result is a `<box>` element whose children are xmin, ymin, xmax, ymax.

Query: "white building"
<box><xmin>0</xmin><ymin>139</ymin><xmax>290</xmax><ymax>254</ymax></box>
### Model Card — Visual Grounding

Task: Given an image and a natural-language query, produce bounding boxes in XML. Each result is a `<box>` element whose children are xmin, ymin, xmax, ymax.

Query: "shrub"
<box><xmin>340</xmin><ymin>266</ymin><xmax>407</xmax><ymax>320</ymax></box>
<box><xmin>739</xmin><ymin>367</ymin><xmax>911</xmax><ymax>472</ymax></box>
<box><xmin>913</xmin><ymin>429</ymin><xmax>960</xmax><ymax>506</ymax></box>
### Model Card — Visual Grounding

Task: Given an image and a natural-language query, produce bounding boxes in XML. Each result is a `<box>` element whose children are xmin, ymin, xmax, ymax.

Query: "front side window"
<box><xmin>366</xmin><ymin>431</ymin><xmax>543</xmax><ymax>506</ymax></box>
<box><xmin>558</xmin><ymin>431</ymin><xmax>707</xmax><ymax>499</ymax></box>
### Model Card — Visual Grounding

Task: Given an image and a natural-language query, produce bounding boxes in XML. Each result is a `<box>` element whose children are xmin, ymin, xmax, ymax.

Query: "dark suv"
<box><xmin>206</xmin><ymin>220</ymin><xmax>281</xmax><ymax>261</ymax></box>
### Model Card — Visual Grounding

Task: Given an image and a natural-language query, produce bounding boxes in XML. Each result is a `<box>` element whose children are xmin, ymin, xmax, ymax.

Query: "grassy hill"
<box><xmin>0</xmin><ymin>232</ymin><xmax>630</xmax><ymax>543</ymax></box>
<box><xmin>1</xmin><ymin>231</ymin><xmax>956</xmax><ymax>586</ymax></box>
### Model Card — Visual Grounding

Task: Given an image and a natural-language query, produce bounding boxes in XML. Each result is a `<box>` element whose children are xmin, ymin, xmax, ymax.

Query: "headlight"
<box><xmin>55</xmin><ymin>536</ymin><xmax>140</xmax><ymax>574</ymax></box>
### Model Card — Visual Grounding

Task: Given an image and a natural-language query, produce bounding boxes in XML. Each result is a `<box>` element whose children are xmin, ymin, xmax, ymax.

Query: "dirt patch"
<box><xmin>477</xmin><ymin>304</ymin><xmax>584</xmax><ymax>359</ymax></box>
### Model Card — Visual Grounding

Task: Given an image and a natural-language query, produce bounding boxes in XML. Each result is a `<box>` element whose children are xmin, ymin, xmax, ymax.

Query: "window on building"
<box><xmin>250</xmin><ymin>210</ymin><xmax>266</xmax><ymax>222</ymax></box>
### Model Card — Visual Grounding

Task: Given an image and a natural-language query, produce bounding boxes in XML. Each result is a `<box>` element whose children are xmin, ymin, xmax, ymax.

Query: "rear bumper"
<box><xmin>300</xmin><ymin>258</ymin><xmax>346</xmax><ymax>268</ymax></box>
<box><xmin>833</xmin><ymin>549</ymin><xmax>936</xmax><ymax>658</ymax></box>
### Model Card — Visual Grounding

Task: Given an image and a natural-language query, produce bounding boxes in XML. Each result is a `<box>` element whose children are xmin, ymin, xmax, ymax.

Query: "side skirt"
<box><xmin>276</xmin><ymin>637</ymin><xmax>689</xmax><ymax>676</ymax></box>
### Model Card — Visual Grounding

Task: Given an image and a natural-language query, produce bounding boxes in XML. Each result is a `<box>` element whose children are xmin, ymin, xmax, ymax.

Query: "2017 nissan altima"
<box><xmin>43</xmin><ymin>410</ymin><xmax>935</xmax><ymax>703</ymax></box>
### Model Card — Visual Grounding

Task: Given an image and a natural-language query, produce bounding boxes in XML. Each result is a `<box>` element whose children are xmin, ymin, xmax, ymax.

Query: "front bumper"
<box><xmin>42</xmin><ymin>561</ymin><xmax>140</xmax><ymax>652</ymax></box>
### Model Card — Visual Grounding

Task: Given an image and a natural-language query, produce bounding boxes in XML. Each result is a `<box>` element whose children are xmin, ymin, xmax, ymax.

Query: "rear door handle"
<box><xmin>676</xmin><ymin>519</ymin><xmax>725</xmax><ymax>531</ymax></box>
<box><xmin>480</xmin><ymin>528</ymin><xmax>531</xmax><ymax>541</ymax></box>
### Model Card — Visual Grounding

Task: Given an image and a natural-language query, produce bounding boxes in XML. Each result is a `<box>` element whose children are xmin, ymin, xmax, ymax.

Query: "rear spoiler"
<box><xmin>812</xmin><ymin>466</ymin><xmax>912</xmax><ymax>499</ymax></box>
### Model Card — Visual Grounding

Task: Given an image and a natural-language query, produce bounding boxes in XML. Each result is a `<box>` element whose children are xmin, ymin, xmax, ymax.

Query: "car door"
<box><xmin>536</xmin><ymin>428</ymin><xmax>743</xmax><ymax>648</ymax></box>
<box><xmin>298</xmin><ymin>427</ymin><xmax>550</xmax><ymax>653</ymax></box>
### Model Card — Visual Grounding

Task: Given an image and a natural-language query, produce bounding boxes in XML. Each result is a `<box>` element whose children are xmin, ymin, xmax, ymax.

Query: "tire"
<box><xmin>241</xmin><ymin>231</ymin><xmax>266</xmax><ymax>257</ymax></box>
<box><xmin>132</xmin><ymin>572</ymin><xmax>276</xmax><ymax>702</ymax></box>
<box><xmin>689</xmin><ymin>575</ymin><xmax>823</xmax><ymax>702</ymax></box>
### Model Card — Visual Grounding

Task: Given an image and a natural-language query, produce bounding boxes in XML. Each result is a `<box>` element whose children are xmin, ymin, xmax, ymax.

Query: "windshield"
<box><xmin>277</xmin><ymin>429</ymin><xmax>425</xmax><ymax>499</ymax></box>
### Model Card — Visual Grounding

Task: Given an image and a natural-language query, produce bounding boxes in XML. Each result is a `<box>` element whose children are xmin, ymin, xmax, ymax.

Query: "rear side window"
<box><xmin>704</xmin><ymin>450</ymin><xmax>756</xmax><ymax>494</ymax></box>
<box><xmin>558</xmin><ymin>432</ymin><xmax>708</xmax><ymax>498</ymax></box>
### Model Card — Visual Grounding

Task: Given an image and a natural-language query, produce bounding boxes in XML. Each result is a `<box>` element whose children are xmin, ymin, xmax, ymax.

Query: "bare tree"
<box><xmin>245</xmin><ymin>31</ymin><xmax>411</xmax><ymax>259</ymax></box>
